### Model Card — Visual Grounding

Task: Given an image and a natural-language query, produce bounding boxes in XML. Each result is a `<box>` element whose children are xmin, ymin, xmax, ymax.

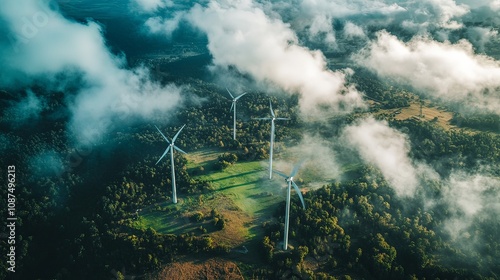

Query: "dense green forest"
<box><xmin>1</xmin><ymin>76</ymin><xmax>499</xmax><ymax>279</ymax></box>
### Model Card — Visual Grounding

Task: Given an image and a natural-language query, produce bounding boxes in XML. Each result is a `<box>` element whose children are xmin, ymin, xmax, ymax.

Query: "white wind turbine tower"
<box><xmin>155</xmin><ymin>124</ymin><xmax>187</xmax><ymax>204</ymax></box>
<box><xmin>254</xmin><ymin>101</ymin><xmax>289</xmax><ymax>179</ymax></box>
<box><xmin>226</xmin><ymin>88</ymin><xmax>248</xmax><ymax>140</ymax></box>
<box><xmin>274</xmin><ymin>163</ymin><xmax>306</xmax><ymax>250</ymax></box>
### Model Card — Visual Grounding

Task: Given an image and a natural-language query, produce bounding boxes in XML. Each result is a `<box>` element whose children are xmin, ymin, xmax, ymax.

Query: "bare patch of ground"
<box><xmin>152</xmin><ymin>258</ymin><xmax>244</xmax><ymax>280</ymax></box>
<box><xmin>392</xmin><ymin>101</ymin><xmax>454</xmax><ymax>129</ymax></box>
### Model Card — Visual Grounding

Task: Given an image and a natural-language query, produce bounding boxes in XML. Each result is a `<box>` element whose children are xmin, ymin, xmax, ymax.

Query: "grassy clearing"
<box><xmin>133</xmin><ymin>149</ymin><xmax>285</xmax><ymax>244</ymax></box>
<box><xmin>196</xmin><ymin>160</ymin><xmax>283</xmax><ymax>215</ymax></box>
<box><xmin>133</xmin><ymin>192</ymin><xmax>273</xmax><ymax>246</ymax></box>
<box><xmin>132</xmin><ymin>200</ymin><xmax>200</xmax><ymax>235</ymax></box>
<box><xmin>185</xmin><ymin>148</ymin><xmax>222</xmax><ymax>169</ymax></box>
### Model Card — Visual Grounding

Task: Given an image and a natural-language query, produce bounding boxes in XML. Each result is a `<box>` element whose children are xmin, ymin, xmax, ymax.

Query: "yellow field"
<box><xmin>378</xmin><ymin>101</ymin><xmax>455</xmax><ymax>130</ymax></box>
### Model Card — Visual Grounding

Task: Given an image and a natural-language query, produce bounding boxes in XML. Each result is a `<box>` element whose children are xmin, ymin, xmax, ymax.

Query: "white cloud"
<box><xmin>355</xmin><ymin>30</ymin><xmax>500</xmax><ymax>113</ymax></box>
<box><xmin>492</xmin><ymin>0</ymin><xmax>500</xmax><ymax>10</ymax></box>
<box><xmin>340</xmin><ymin>116</ymin><xmax>500</xmax><ymax>257</ymax></box>
<box><xmin>266</xmin><ymin>0</ymin><xmax>405</xmax><ymax>46</ymax></box>
<box><xmin>423</xmin><ymin>0</ymin><xmax>469</xmax><ymax>29</ymax></box>
<box><xmin>5</xmin><ymin>89</ymin><xmax>44</xmax><ymax>123</ymax></box>
<box><xmin>132</xmin><ymin>0</ymin><xmax>173</xmax><ymax>12</ymax></box>
<box><xmin>342</xmin><ymin>118</ymin><xmax>419</xmax><ymax>197</ymax></box>
<box><xmin>456</xmin><ymin>0</ymin><xmax>500</xmax><ymax>10</ymax></box>
<box><xmin>0</xmin><ymin>0</ymin><xmax>185</xmax><ymax>145</ymax></box>
<box><xmin>286</xmin><ymin>134</ymin><xmax>342</xmax><ymax>184</ymax></box>
<box><xmin>394</xmin><ymin>0</ymin><xmax>469</xmax><ymax>35</ymax></box>
<box><xmin>467</xmin><ymin>26</ymin><xmax>498</xmax><ymax>52</ymax></box>
<box><xmin>297</xmin><ymin>0</ymin><xmax>406</xmax><ymax>18</ymax></box>
<box><xmin>264</xmin><ymin>0</ymin><xmax>469</xmax><ymax>40</ymax></box>
<box><xmin>308</xmin><ymin>13</ymin><xmax>337</xmax><ymax>46</ymax></box>
<box><xmin>186</xmin><ymin>1</ymin><xmax>365</xmax><ymax>116</ymax></box>
<box><xmin>443</xmin><ymin>172</ymin><xmax>500</xmax><ymax>240</ymax></box>
<box><xmin>144</xmin><ymin>12</ymin><xmax>185</xmax><ymax>37</ymax></box>
<box><xmin>343</xmin><ymin>21</ymin><xmax>366</xmax><ymax>39</ymax></box>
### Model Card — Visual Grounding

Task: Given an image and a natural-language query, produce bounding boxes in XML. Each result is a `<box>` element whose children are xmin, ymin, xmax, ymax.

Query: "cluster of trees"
<box><xmin>258</xmin><ymin>164</ymin><xmax>499</xmax><ymax>279</ymax></box>
<box><xmin>350</xmin><ymin>68</ymin><xmax>414</xmax><ymax>109</ymax></box>
<box><xmin>210</xmin><ymin>209</ymin><xmax>227</xmax><ymax>230</ymax></box>
<box><xmin>451</xmin><ymin>113</ymin><xmax>500</xmax><ymax>132</ymax></box>
<box><xmin>392</xmin><ymin>119</ymin><xmax>500</xmax><ymax>176</ymax></box>
<box><xmin>215</xmin><ymin>152</ymin><xmax>238</xmax><ymax>170</ymax></box>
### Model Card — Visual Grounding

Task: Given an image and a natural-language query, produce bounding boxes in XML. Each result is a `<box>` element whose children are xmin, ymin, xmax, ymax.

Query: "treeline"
<box><xmin>350</xmin><ymin>68</ymin><xmax>414</xmax><ymax>109</ymax></box>
<box><xmin>392</xmin><ymin>119</ymin><xmax>500</xmax><ymax>176</ymax></box>
<box><xmin>451</xmin><ymin>113</ymin><xmax>500</xmax><ymax>133</ymax></box>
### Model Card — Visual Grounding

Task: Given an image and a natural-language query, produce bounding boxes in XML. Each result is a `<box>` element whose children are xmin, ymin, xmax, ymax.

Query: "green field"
<box><xmin>195</xmin><ymin>160</ymin><xmax>283</xmax><ymax>215</ymax></box>
<box><xmin>133</xmin><ymin>150</ymin><xmax>286</xmax><ymax>240</ymax></box>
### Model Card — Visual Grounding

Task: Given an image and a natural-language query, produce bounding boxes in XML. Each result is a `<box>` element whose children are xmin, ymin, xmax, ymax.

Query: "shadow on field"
<box><xmin>211</xmin><ymin>170</ymin><xmax>262</xmax><ymax>182</ymax></box>
<box><xmin>218</xmin><ymin>180</ymin><xmax>261</xmax><ymax>191</ymax></box>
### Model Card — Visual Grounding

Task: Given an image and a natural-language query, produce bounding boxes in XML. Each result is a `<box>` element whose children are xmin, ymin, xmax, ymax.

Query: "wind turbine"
<box><xmin>274</xmin><ymin>163</ymin><xmax>306</xmax><ymax>250</ymax></box>
<box><xmin>155</xmin><ymin>124</ymin><xmax>187</xmax><ymax>204</ymax></box>
<box><xmin>254</xmin><ymin>101</ymin><xmax>289</xmax><ymax>179</ymax></box>
<box><xmin>226</xmin><ymin>88</ymin><xmax>248</xmax><ymax>140</ymax></box>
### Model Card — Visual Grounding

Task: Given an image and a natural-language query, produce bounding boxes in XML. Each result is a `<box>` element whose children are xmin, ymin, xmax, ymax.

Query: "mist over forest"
<box><xmin>1</xmin><ymin>0</ymin><xmax>499</xmax><ymax>279</ymax></box>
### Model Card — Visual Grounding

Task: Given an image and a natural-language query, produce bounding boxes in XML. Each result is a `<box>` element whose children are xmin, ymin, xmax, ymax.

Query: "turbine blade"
<box><xmin>155</xmin><ymin>125</ymin><xmax>170</xmax><ymax>144</ymax></box>
<box><xmin>292</xmin><ymin>181</ymin><xmax>306</xmax><ymax>209</ymax></box>
<box><xmin>269</xmin><ymin>100</ymin><xmax>276</xmax><ymax>118</ymax></box>
<box><xmin>253</xmin><ymin>117</ymin><xmax>272</xmax><ymax>120</ymax></box>
<box><xmin>156</xmin><ymin>146</ymin><xmax>171</xmax><ymax>165</ymax></box>
<box><xmin>290</xmin><ymin>161</ymin><xmax>303</xmax><ymax>177</ymax></box>
<box><xmin>234</xmin><ymin>91</ymin><xmax>248</xmax><ymax>101</ymax></box>
<box><xmin>172</xmin><ymin>124</ymin><xmax>186</xmax><ymax>143</ymax></box>
<box><xmin>273</xmin><ymin>170</ymin><xmax>288</xmax><ymax>178</ymax></box>
<box><xmin>226</xmin><ymin>88</ymin><xmax>234</xmax><ymax>99</ymax></box>
<box><xmin>276</xmin><ymin>118</ymin><xmax>290</xmax><ymax>121</ymax></box>
<box><xmin>230</xmin><ymin>102</ymin><xmax>234</xmax><ymax>112</ymax></box>
<box><xmin>174</xmin><ymin>145</ymin><xmax>187</xmax><ymax>154</ymax></box>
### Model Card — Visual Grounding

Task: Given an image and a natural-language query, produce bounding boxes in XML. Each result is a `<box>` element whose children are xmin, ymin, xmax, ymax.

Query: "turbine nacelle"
<box><xmin>155</xmin><ymin>124</ymin><xmax>187</xmax><ymax>165</ymax></box>
<box><xmin>274</xmin><ymin>164</ymin><xmax>305</xmax><ymax>210</ymax></box>
<box><xmin>226</xmin><ymin>88</ymin><xmax>247</xmax><ymax>105</ymax></box>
